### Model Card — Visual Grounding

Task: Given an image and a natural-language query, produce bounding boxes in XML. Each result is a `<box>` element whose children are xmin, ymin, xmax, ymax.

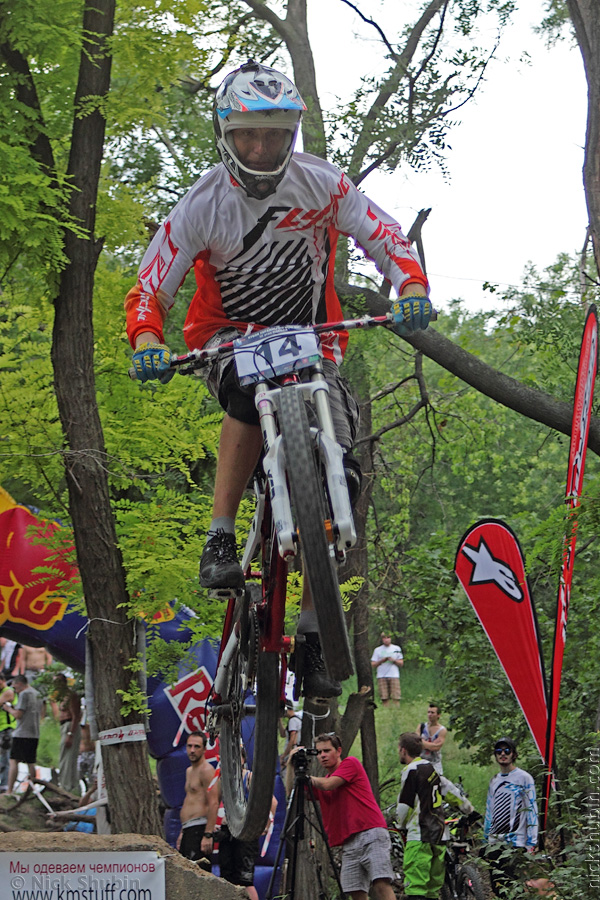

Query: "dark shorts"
<box><xmin>204</xmin><ymin>327</ymin><xmax>360</xmax><ymax>449</ymax></box>
<box><xmin>482</xmin><ymin>843</ymin><xmax>527</xmax><ymax>896</ymax></box>
<box><xmin>10</xmin><ymin>736</ymin><xmax>38</xmax><ymax>764</ymax></box>
<box><xmin>180</xmin><ymin>823</ymin><xmax>211</xmax><ymax>871</ymax></box>
<box><xmin>218</xmin><ymin>824</ymin><xmax>259</xmax><ymax>886</ymax></box>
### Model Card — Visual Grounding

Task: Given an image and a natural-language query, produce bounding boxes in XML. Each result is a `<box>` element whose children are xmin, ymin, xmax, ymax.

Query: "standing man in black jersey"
<box><xmin>125</xmin><ymin>60</ymin><xmax>432</xmax><ymax>698</ymax></box>
<box><xmin>396</xmin><ymin>732</ymin><xmax>473</xmax><ymax>900</ymax></box>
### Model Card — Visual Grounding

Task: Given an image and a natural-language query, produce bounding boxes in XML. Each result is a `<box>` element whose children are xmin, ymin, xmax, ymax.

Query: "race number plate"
<box><xmin>234</xmin><ymin>326</ymin><xmax>322</xmax><ymax>385</ymax></box>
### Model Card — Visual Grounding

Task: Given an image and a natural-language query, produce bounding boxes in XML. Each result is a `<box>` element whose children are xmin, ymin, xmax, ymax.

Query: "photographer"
<box><xmin>305</xmin><ymin>733</ymin><xmax>395</xmax><ymax>900</ymax></box>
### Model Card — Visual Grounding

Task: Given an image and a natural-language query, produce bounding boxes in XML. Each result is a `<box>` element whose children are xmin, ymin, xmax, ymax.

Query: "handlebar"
<box><xmin>129</xmin><ymin>308</ymin><xmax>438</xmax><ymax>380</ymax></box>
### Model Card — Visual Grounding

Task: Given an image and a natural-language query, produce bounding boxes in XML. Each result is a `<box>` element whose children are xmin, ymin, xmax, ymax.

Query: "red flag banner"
<box><xmin>544</xmin><ymin>304</ymin><xmax>598</xmax><ymax>821</ymax></box>
<box><xmin>455</xmin><ymin>519</ymin><xmax>548</xmax><ymax>757</ymax></box>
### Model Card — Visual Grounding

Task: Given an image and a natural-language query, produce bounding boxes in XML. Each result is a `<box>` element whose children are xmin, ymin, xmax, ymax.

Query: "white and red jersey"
<box><xmin>125</xmin><ymin>152</ymin><xmax>428</xmax><ymax>364</ymax></box>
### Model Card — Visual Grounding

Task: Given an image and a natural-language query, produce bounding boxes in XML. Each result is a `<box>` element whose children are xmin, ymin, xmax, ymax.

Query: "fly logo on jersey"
<box><xmin>276</xmin><ymin>174</ymin><xmax>351</xmax><ymax>232</ymax></box>
<box><xmin>460</xmin><ymin>537</ymin><xmax>524</xmax><ymax>602</ymax></box>
<box><xmin>366</xmin><ymin>207</ymin><xmax>412</xmax><ymax>251</ymax></box>
<box><xmin>139</xmin><ymin>220</ymin><xmax>179</xmax><ymax>298</ymax></box>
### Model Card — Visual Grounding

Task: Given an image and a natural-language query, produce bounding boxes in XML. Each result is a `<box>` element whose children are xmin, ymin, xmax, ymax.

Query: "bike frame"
<box><xmin>171</xmin><ymin>314</ymin><xmax>394</xmax><ymax>704</ymax></box>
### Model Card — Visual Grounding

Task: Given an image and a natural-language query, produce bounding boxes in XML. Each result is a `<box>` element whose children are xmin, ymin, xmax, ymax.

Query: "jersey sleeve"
<box><xmin>396</xmin><ymin>766</ymin><xmax>417</xmax><ymax>825</ymax></box>
<box><xmin>125</xmin><ymin>201</ymin><xmax>205</xmax><ymax>347</ymax></box>
<box><xmin>524</xmin><ymin>776</ymin><xmax>539</xmax><ymax>848</ymax></box>
<box><xmin>331</xmin><ymin>173</ymin><xmax>428</xmax><ymax>297</ymax></box>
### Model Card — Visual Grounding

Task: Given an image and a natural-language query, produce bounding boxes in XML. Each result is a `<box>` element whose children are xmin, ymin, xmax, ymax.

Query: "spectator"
<box><xmin>50</xmin><ymin>673</ymin><xmax>82</xmax><ymax>793</ymax></box>
<box><xmin>177</xmin><ymin>731</ymin><xmax>219</xmax><ymax>869</ymax></box>
<box><xmin>3</xmin><ymin>674</ymin><xmax>43</xmax><ymax>795</ymax></box>
<box><xmin>215</xmin><ymin>752</ymin><xmax>277</xmax><ymax>900</ymax></box>
<box><xmin>0</xmin><ymin>637</ymin><xmax>22</xmax><ymax>679</ymax></box>
<box><xmin>416</xmin><ymin>702</ymin><xmax>447</xmax><ymax>774</ymax></box>
<box><xmin>78</xmin><ymin>718</ymin><xmax>96</xmax><ymax>789</ymax></box>
<box><xmin>22</xmin><ymin>645</ymin><xmax>52</xmax><ymax>683</ymax></box>
<box><xmin>370</xmin><ymin>632</ymin><xmax>403</xmax><ymax>707</ymax></box>
<box><xmin>280</xmin><ymin>702</ymin><xmax>302</xmax><ymax>772</ymax></box>
<box><xmin>309</xmin><ymin>732</ymin><xmax>396</xmax><ymax>900</ymax></box>
<box><xmin>396</xmin><ymin>731</ymin><xmax>474</xmax><ymax>900</ymax></box>
<box><xmin>483</xmin><ymin>737</ymin><xmax>538</xmax><ymax>897</ymax></box>
<box><xmin>0</xmin><ymin>673</ymin><xmax>15</xmax><ymax>791</ymax></box>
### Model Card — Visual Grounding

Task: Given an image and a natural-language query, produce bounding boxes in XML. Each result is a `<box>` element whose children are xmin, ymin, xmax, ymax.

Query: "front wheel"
<box><xmin>279</xmin><ymin>385</ymin><xmax>353</xmax><ymax>683</ymax></box>
<box><xmin>458</xmin><ymin>863</ymin><xmax>486</xmax><ymax>900</ymax></box>
<box><xmin>219</xmin><ymin>588</ymin><xmax>280</xmax><ymax>840</ymax></box>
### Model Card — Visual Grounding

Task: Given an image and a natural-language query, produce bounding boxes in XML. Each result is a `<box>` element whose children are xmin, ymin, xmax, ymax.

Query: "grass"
<box><xmin>37</xmin><ymin>716</ymin><xmax>61</xmax><ymax>770</ymax></box>
<box><xmin>340</xmin><ymin>662</ymin><xmax>496</xmax><ymax>813</ymax></box>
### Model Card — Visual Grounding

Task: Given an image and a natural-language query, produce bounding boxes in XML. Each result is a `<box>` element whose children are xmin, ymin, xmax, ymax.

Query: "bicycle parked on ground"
<box><xmin>441</xmin><ymin>812</ymin><xmax>486</xmax><ymax>900</ymax></box>
<box><xmin>383</xmin><ymin>804</ymin><xmax>484</xmax><ymax>900</ymax></box>
<box><xmin>169</xmin><ymin>308</ymin><xmax>424</xmax><ymax>840</ymax></box>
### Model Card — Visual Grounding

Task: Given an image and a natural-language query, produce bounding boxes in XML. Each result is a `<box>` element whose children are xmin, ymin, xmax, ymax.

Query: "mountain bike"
<box><xmin>169</xmin><ymin>307</ymin><xmax>427</xmax><ymax>840</ymax></box>
<box><xmin>441</xmin><ymin>812</ymin><xmax>486</xmax><ymax>900</ymax></box>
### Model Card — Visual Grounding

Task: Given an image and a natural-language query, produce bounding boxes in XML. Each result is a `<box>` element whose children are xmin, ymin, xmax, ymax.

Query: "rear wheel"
<box><xmin>458</xmin><ymin>863</ymin><xmax>486</xmax><ymax>900</ymax></box>
<box><xmin>279</xmin><ymin>385</ymin><xmax>353</xmax><ymax>683</ymax></box>
<box><xmin>219</xmin><ymin>586</ymin><xmax>280</xmax><ymax>840</ymax></box>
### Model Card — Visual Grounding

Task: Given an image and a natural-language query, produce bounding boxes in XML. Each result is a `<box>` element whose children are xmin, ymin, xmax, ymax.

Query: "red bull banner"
<box><xmin>544</xmin><ymin>304</ymin><xmax>598</xmax><ymax>824</ymax></box>
<box><xmin>455</xmin><ymin>519</ymin><xmax>548</xmax><ymax>757</ymax></box>
<box><xmin>0</xmin><ymin>487</ymin><xmax>75</xmax><ymax>631</ymax></box>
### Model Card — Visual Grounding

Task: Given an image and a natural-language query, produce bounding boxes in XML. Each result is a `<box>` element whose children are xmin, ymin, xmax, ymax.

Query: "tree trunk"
<box><xmin>50</xmin><ymin>0</ymin><xmax>161</xmax><ymax>835</ymax></box>
<box><xmin>339</xmin><ymin>355</ymin><xmax>380</xmax><ymax>799</ymax></box>
<box><xmin>567</xmin><ymin>0</ymin><xmax>600</xmax><ymax>275</ymax></box>
<box><xmin>337</xmin><ymin>280</ymin><xmax>600</xmax><ymax>458</ymax></box>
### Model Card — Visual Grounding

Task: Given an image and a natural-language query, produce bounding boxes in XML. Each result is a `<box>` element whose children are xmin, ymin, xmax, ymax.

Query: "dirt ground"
<box><xmin>0</xmin><ymin>779</ymin><xmax>91</xmax><ymax>838</ymax></box>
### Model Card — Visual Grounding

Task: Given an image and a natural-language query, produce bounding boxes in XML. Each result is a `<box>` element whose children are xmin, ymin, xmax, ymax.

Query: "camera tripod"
<box><xmin>266</xmin><ymin>761</ymin><xmax>344</xmax><ymax>899</ymax></box>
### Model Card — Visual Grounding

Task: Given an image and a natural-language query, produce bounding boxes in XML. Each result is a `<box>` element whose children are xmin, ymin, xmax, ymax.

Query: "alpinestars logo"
<box><xmin>461</xmin><ymin>537</ymin><xmax>524</xmax><ymax>602</ymax></box>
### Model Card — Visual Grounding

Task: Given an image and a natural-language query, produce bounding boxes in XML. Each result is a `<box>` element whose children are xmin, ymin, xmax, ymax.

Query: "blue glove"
<box><xmin>391</xmin><ymin>295</ymin><xmax>433</xmax><ymax>336</ymax></box>
<box><xmin>132</xmin><ymin>341</ymin><xmax>174</xmax><ymax>384</ymax></box>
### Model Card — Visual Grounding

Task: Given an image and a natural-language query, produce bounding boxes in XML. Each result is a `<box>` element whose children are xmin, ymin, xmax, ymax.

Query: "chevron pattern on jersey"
<box><xmin>491</xmin><ymin>787</ymin><xmax>513</xmax><ymax>834</ymax></box>
<box><xmin>217</xmin><ymin>239</ymin><xmax>318</xmax><ymax>326</ymax></box>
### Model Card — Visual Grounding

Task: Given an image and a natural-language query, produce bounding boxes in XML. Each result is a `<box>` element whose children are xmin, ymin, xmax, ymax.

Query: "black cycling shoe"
<box><xmin>301</xmin><ymin>632</ymin><xmax>342</xmax><ymax>698</ymax></box>
<box><xmin>199</xmin><ymin>529</ymin><xmax>245</xmax><ymax>591</ymax></box>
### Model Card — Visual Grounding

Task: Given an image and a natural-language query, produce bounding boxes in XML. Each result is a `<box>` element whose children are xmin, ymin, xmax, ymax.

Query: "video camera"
<box><xmin>291</xmin><ymin>746</ymin><xmax>319</xmax><ymax>773</ymax></box>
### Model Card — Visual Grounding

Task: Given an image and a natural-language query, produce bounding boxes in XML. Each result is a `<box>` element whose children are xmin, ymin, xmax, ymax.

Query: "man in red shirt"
<box><xmin>309</xmin><ymin>733</ymin><xmax>395</xmax><ymax>900</ymax></box>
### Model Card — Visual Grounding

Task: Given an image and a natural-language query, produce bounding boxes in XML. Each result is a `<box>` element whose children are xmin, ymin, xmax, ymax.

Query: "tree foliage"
<box><xmin>2</xmin><ymin>0</ymin><xmax>600</xmax><ymax>865</ymax></box>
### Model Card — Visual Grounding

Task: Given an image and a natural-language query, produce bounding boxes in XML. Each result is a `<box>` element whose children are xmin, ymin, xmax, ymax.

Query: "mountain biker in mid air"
<box><xmin>125</xmin><ymin>60</ymin><xmax>432</xmax><ymax>698</ymax></box>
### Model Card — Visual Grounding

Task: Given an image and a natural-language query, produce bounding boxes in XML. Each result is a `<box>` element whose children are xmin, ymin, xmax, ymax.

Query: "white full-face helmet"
<box><xmin>213</xmin><ymin>59</ymin><xmax>306</xmax><ymax>199</ymax></box>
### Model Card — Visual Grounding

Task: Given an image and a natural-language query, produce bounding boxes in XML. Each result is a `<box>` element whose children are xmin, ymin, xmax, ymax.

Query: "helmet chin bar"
<box><xmin>217</xmin><ymin>123</ymin><xmax>299</xmax><ymax>199</ymax></box>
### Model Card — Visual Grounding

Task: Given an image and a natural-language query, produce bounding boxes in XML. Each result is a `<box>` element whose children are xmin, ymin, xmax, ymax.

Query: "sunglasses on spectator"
<box><xmin>494</xmin><ymin>747</ymin><xmax>512</xmax><ymax>755</ymax></box>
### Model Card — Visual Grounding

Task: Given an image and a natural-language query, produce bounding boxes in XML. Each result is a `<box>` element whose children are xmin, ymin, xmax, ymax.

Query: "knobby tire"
<box><xmin>279</xmin><ymin>385</ymin><xmax>353</xmax><ymax>682</ymax></box>
<box><xmin>458</xmin><ymin>863</ymin><xmax>486</xmax><ymax>900</ymax></box>
<box><xmin>220</xmin><ymin>587</ymin><xmax>280</xmax><ymax>841</ymax></box>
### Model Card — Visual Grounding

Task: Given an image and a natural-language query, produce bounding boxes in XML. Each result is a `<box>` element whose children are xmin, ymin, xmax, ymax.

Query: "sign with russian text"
<box><xmin>1</xmin><ymin>852</ymin><xmax>165</xmax><ymax>900</ymax></box>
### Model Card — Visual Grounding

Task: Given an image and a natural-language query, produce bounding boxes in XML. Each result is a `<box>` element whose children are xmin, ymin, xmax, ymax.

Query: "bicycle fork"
<box><xmin>249</xmin><ymin>371</ymin><xmax>356</xmax><ymax>560</ymax></box>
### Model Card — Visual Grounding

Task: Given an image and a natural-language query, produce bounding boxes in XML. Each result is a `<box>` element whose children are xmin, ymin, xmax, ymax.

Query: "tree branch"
<box><xmin>337</xmin><ymin>0</ymin><xmax>397</xmax><ymax>58</ymax></box>
<box><xmin>336</xmin><ymin>279</ymin><xmax>600</xmax><ymax>456</ymax></box>
<box><xmin>347</xmin><ymin>0</ymin><xmax>447</xmax><ymax>178</ymax></box>
<box><xmin>0</xmin><ymin>42</ymin><xmax>56</xmax><ymax>179</ymax></box>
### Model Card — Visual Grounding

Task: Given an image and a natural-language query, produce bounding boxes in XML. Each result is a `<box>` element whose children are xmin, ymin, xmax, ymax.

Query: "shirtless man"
<box><xmin>177</xmin><ymin>731</ymin><xmax>219</xmax><ymax>869</ymax></box>
<box><xmin>416</xmin><ymin>702</ymin><xmax>447</xmax><ymax>775</ymax></box>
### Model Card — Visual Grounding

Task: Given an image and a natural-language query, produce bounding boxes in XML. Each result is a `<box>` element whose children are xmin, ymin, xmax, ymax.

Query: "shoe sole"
<box><xmin>205</xmin><ymin>586</ymin><xmax>245</xmax><ymax>600</ymax></box>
